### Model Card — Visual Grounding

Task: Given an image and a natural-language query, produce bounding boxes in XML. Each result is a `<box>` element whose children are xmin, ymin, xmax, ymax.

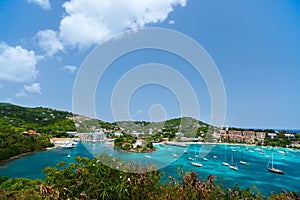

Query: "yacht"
<box><xmin>267</xmin><ymin>153</ymin><xmax>284</xmax><ymax>174</ymax></box>
<box><xmin>229</xmin><ymin>155</ymin><xmax>238</xmax><ymax>170</ymax></box>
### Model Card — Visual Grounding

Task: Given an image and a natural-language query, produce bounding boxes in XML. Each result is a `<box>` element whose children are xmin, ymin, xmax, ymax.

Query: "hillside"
<box><xmin>0</xmin><ymin>103</ymin><xmax>76</xmax><ymax>137</ymax></box>
<box><xmin>0</xmin><ymin>103</ymin><xmax>213</xmax><ymax>160</ymax></box>
<box><xmin>0</xmin><ymin>103</ymin><xmax>76</xmax><ymax>161</ymax></box>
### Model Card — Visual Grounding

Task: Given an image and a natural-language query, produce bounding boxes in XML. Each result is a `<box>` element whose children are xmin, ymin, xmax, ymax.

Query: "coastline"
<box><xmin>0</xmin><ymin>147</ymin><xmax>56</xmax><ymax>166</ymax></box>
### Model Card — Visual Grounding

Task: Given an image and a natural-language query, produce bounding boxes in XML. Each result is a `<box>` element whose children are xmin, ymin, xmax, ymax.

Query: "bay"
<box><xmin>0</xmin><ymin>142</ymin><xmax>299</xmax><ymax>196</ymax></box>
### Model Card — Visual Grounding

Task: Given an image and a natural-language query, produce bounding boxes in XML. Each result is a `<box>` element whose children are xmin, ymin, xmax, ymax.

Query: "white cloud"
<box><xmin>59</xmin><ymin>0</ymin><xmax>187</xmax><ymax>49</ymax></box>
<box><xmin>168</xmin><ymin>20</ymin><xmax>175</xmax><ymax>24</ymax></box>
<box><xmin>35</xmin><ymin>29</ymin><xmax>63</xmax><ymax>56</ymax></box>
<box><xmin>0</xmin><ymin>42</ymin><xmax>40</xmax><ymax>83</ymax></box>
<box><xmin>27</xmin><ymin>0</ymin><xmax>51</xmax><ymax>10</ymax></box>
<box><xmin>64</xmin><ymin>65</ymin><xmax>77</xmax><ymax>74</ymax></box>
<box><xmin>15</xmin><ymin>83</ymin><xmax>42</xmax><ymax>97</ymax></box>
<box><xmin>24</xmin><ymin>83</ymin><xmax>42</xmax><ymax>94</ymax></box>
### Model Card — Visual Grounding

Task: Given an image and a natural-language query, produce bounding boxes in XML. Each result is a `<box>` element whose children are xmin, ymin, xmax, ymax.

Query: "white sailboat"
<box><xmin>229</xmin><ymin>155</ymin><xmax>238</xmax><ymax>170</ymax></box>
<box><xmin>191</xmin><ymin>147</ymin><xmax>202</xmax><ymax>167</ymax></box>
<box><xmin>173</xmin><ymin>150</ymin><xmax>178</xmax><ymax>158</ymax></box>
<box><xmin>267</xmin><ymin>153</ymin><xmax>284</xmax><ymax>174</ymax></box>
<box><xmin>223</xmin><ymin>145</ymin><xmax>229</xmax><ymax>166</ymax></box>
<box><xmin>239</xmin><ymin>150</ymin><xmax>248</xmax><ymax>165</ymax></box>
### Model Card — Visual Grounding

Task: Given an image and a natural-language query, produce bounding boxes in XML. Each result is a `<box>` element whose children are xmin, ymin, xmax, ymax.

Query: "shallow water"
<box><xmin>0</xmin><ymin>142</ymin><xmax>299</xmax><ymax>195</ymax></box>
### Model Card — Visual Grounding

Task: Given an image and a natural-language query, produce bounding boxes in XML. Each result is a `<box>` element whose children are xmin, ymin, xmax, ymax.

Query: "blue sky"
<box><xmin>0</xmin><ymin>0</ymin><xmax>299</xmax><ymax>129</ymax></box>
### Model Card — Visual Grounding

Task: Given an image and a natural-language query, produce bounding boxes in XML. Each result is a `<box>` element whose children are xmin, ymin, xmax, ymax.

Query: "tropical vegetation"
<box><xmin>0</xmin><ymin>103</ymin><xmax>76</xmax><ymax>161</ymax></box>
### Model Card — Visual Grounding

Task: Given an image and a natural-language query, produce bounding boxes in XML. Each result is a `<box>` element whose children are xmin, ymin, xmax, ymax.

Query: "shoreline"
<box><xmin>0</xmin><ymin>147</ymin><xmax>56</xmax><ymax>166</ymax></box>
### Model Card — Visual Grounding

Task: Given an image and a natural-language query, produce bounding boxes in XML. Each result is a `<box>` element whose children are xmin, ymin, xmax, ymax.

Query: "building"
<box><xmin>28</xmin><ymin>130</ymin><xmax>37</xmax><ymax>135</ymax></box>
<box><xmin>256</xmin><ymin>132</ymin><xmax>266</xmax><ymax>142</ymax></box>
<box><xmin>122</xmin><ymin>142</ymin><xmax>131</xmax><ymax>148</ymax></box>
<box><xmin>114</xmin><ymin>131</ymin><xmax>122</xmax><ymax>137</ymax></box>
<box><xmin>228</xmin><ymin>130</ymin><xmax>243</xmax><ymax>142</ymax></box>
<box><xmin>243</xmin><ymin>131</ymin><xmax>255</xmax><ymax>143</ymax></box>
<box><xmin>175</xmin><ymin>132</ymin><xmax>184</xmax><ymax>137</ymax></box>
<box><xmin>284</xmin><ymin>133</ymin><xmax>295</xmax><ymax>140</ymax></box>
<box><xmin>268</xmin><ymin>133</ymin><xmax>277</xmax><ymax>139</ymax></box>
<box><xmin>136</xmin><ymin>139</ymin><xmax>146</xmax><ymax>146</ymax></box>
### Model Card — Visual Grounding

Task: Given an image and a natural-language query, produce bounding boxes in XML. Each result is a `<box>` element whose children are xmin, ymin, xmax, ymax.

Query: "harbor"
<box><xmin>0</xmin><ymin>142</ymin><xmax>299</xmax><ymax>195</ymax></box>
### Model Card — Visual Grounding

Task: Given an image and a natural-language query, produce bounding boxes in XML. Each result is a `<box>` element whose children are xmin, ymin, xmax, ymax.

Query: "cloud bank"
<box><xmin>59</xmin><ymin>0</ymin><xmax>187</xmax><ymax>49</ymax></box>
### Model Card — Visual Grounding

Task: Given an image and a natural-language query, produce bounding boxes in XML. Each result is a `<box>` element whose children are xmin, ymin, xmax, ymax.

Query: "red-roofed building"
<box><xmin>229</xmin><ymin>130</ymin><xmax>243</xmax><ymax>142</ymax></box>
<box><xmin>122</xmin><ymin>142</ymin><xmax>131</xmax><ymax>149</ymax></box>
<box><xmin>28</xmin><ymin>130</ymin><xmax>37</xmax><ymax>135</ymax></box>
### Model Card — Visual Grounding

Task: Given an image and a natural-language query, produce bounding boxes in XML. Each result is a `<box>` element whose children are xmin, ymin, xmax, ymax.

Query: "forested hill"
<box><xmin>0</xmin><ymin>103</ymin><xmax>76</xmax><ymax>137</ymax></box>
<box><xmin>0</xmin><ymin>103</ymin><xmax>77</xmax><ymax>161</ymax></box>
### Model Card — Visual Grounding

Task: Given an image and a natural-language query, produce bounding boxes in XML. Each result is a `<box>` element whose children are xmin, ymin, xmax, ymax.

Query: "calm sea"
<box><xmin>0</xmin><ymin>143</ymin><xmax>299</xmax><ymax>196</ymax></box>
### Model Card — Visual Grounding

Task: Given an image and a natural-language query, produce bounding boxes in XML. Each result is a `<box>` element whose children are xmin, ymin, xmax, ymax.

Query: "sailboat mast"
<box><xmin>271</xmin><ymin>153</ymin><xmax>274</xmax><ymax>168</ymax></box>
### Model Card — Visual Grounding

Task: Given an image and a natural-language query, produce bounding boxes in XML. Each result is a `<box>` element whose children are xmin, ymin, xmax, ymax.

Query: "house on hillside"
<box><xmin>284</xmin><ymin>133</ymin><xmax>295</xmax><ymax>140</ymax></box>
<box><xmin>28</xmin><ymin>130</ymin><xmax>38</xmax><ymax>135</ymax></box>
<box><xmin>136</xmin><ymin>139</ymin><xmax>146</xmax><ymax>146</ymax></box>
<box><xmin>268</xmin><ymin>133</ymin><xmax>277</xmax><ymax>139</ymax></box>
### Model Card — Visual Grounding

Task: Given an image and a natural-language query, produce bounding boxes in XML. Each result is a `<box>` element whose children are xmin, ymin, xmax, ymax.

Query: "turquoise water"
<box><xmin>0</xmin><ymin>143</ymin><xmax>299</xmax><ymax>195</ymax></box>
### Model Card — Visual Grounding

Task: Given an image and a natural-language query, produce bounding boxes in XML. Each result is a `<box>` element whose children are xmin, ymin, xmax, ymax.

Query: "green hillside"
<box><xmin>0</xmin><ymin>103</ymin><xmax>76</xmax><ymax>161</ymax></box>
<box><xmin>0</xmin><ymin>103</ymin><xmax>76</xmax><ymax>136</ymax></box>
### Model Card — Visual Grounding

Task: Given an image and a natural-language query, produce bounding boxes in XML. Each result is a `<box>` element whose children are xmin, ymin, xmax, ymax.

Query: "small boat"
<box><xmin>191</xmin><ymin>162</ymin><xmax>202</xmax><ymax>167</ymax></box>
<box><xmin>145</xmin><ymin>155</ymin><xmax>151</xmax><ymax>159</ymax></box>
<box><xmin>232</xmin><ymin>149</ymin><xmax>237</xmax><ymax>152</ymax></box>
<box><xmin>267</xmin><ymin>153</ymin><xmax>284</xmax><ymax>174</ymax></box>
<box><xmin>67</xmin><ymin>154</ymin><xmax>71</xmax><ymax>158</ymax></box>
<box><xmin>229</xmin><ymin>165</ymin><xmax>238</xmax><ymax>170</ymax></box>
<box><xmin>213</xmin><ymin>156</ymin><xmax>218</xmax><ymax>159</ymax></box>
<box><xmin>183</xmin><ymin>150</ymin><xmax>188</xmax><ymax>154</ymax></box>
<box><xmin>191</xmin><ymin>147</ymin><xmax>202</xmax><ymax>167</ymax></box>
<box><xmin>223</xmin><ymin>162</ymin><xmax>230</xmax><ymax>166</ymax></box>
<box><xmin>173</xmin><ymin>153</ymin><xmax>178</xmax><ymax>158</ymax></box>
<box><xmin>240</xmin><ymin>161</ymin><xmax>247</xmax><ymax>165</ymax></box>
<box><xmin>240</xmin><ymin>150</ymin><xmax>247</xmax><ymax>165</ymax></box>
<box><xmin>188</xmin><ymin>157</ymin><xmax>194</xmax><ymax>161</ymax></box>
<box><xmin>278</xmin><ymin>150</ymin><xmax>286</xmax><ymax>154</ymax></box>
<box><xmin>61</xmin><ymin>143</ymin><xmax>75</xmax><ymax>149</ymax></box>
<box><xmin>203</xmin><ymin>158</ymin><xmax>208</xmax><ymax>161</ymax></box>
<box><xmin>248</xmin><ymin>150</ymin><xmax>254</xmax><ymax>153</ymax></box>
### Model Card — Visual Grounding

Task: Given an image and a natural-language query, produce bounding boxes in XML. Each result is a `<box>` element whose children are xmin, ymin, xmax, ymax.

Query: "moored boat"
<box><xmin>267</xmin><ymin>153</ymin><xmax>284</xmax><ymax>174</ymax></box>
